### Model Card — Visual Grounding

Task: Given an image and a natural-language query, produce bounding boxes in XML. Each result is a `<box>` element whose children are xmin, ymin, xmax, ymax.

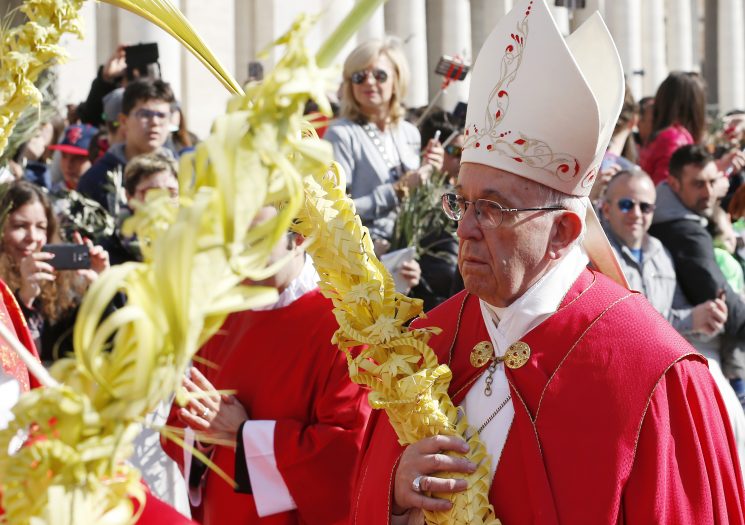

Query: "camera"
<box><xmin>124</xmin><ymin>43</ymin><xmax>161</xmax><ymax>81</ymax></box>
<box><xmin>434</xmin><ymin>55</ymin><xmax>470</xmax><ymax>81</ymax></box>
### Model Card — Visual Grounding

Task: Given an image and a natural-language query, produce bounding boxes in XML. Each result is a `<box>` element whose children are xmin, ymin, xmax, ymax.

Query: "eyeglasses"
<box><xmin>616</xmin><ymin>198</ymin><xmax>656</xmax><ymax>215</ymax></box>
<box><xmin>350</xmin><ymin>68</ymin><xmax>389</xmax><ymax>85</ymax></box>
<box><xmin>445</xmin><ymin>144</ymin><xmax>463</xmax><ymax>158</ymax></box>
<box><xmin>133</xmin><ymin>108</ymin><xmax>170</xmax><ymax>122</ymax></box>
<box><xmin>441</xmin><ymin>193</ymin><xmax>564</xmax><ymax>229</ymax></box>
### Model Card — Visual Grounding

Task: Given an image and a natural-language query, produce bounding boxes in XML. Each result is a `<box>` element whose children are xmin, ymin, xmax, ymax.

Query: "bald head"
<box><xmin>602</xmin><ymin>170</ymin><xmax>656</xmax><ymax>249</ymax></box>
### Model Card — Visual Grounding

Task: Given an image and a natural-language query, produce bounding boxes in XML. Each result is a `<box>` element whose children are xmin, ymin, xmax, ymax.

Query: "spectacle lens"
<box><xmin>445</xmin><ymin>144</ymin><xmax>463</xmax><ymax>158</ymax></box>
<box><xmin>351</xmin><ymin>69</ymin><xmax>389</xmax><ymax>85</ymax></box>
<box><xmin>617</xmin><ymin>198</ymin><xmax>655</xmax><ymax>215</ymax></box>
<box><xmin>134</xmin><ymin>108</ymin><xmax>169</xmax><ymax>121</ymax></box>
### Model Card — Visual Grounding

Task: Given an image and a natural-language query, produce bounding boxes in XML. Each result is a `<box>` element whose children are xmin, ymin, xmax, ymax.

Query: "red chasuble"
<box><xmin>353</xmin><ymin>269</ymin><xmax>745</xmax><ymax>524</ymax></box>
<box><xmin>166</xmin><ymin>289</ymin><xmax>371</xmax><ymax>525</ymax></box>
<box><xmin>0</xmin><ymin>278</ymin><xmax>40</xmax><ymax>391</ymax></box>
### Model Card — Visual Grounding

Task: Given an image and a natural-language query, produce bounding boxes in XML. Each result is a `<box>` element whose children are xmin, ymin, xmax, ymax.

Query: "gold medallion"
<box><xmin>503</xmin><ymin>341</ymin><xmax>531</xmax><ymax>369</ymax></box>
<box><xmin>470</xmin><ymin>341</ymin><xmax>494</xmax><ymax>368</ymax></box>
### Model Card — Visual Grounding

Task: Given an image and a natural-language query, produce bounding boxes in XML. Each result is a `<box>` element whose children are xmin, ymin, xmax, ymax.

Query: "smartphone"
<box><xmin>42</xmin><ymin>244</ymin><xmax>91</xmax><ymax>270</ymax></box>
<box><xmin>435</xmin><ymin>55</ymin><xmax>471</xmax><ymax>81</ymax></box>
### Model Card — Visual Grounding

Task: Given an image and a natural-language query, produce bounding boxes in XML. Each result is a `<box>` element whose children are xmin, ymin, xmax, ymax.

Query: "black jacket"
<box><xmin>649</xmin><ymin>182</ymin><xmax>745</xmax><ymax>378</ymax></box>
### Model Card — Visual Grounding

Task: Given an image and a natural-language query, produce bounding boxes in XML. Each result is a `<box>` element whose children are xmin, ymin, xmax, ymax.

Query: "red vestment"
<box><xmin>353</xmin><ymin>269</ymin><xmax>745</xmax><ymax>524</ymax></box>
<box><xmin>166</xmin><ymin>289</ymin><xmax>371</xmax><ymax>524</ymax></box>
<box><xmin>0</xmin><ymin>278</ymin><xmax>40</xmax><ymax>391</ymax></box>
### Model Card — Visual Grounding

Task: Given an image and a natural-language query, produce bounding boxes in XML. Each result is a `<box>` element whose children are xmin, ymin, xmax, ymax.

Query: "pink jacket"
<box><xmin>639</xmin><ymin>124</ymin><xmax>694</xmax><ymax>185</ymax></box>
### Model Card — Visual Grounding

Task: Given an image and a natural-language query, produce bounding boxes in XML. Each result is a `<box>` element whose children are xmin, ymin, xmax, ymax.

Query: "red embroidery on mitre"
<box><xmin>463</xmin><ymin>1</ymin><xmax>580</xmax><ymax>184</ymax></box>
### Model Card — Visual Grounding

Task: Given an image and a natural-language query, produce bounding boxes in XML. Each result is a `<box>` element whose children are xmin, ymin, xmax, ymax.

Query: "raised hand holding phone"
<box><xmin>17</xmin><ymin>251</ymin><xmax>56</xmax><ymax>308</ymax></box>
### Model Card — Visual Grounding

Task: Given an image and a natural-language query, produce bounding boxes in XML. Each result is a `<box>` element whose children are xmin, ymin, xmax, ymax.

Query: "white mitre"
<box><xmin>462</xmin><ymin>0</ymin><xmax>628</xmax><ymax>285</ymax></box>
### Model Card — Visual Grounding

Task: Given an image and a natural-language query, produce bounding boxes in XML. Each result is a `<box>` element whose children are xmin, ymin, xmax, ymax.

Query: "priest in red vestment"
<box><xmin>164</xmin><ymin>207</ymin><xmax>371</xmax><ymax>525</ymax></box>
<box><xmin>351</xmin><ymin>1</ymin><xmax>745</xmax><ymax>523</ymax></box>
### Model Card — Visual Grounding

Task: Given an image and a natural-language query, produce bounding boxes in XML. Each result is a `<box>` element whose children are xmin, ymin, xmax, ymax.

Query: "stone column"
<box><xmin>234</xmin><ymin>0</ymin><xmax>254</xmax><ymax>85</ymax></box>
<box><xmin>703</xmin><ymin>0</ymin><xmax>718</xmax><ymax>105</ymax></box>
<box><xmin>425</xmin><ymin>0</ymin><xmax>472</xmax><ymax>112</ymax></box>
<box><xmin>178</xmin><ymin>0</ymin><xmax>237</xmax><ymax>137</ymax></box>
<box><xmin>470</xmin><ymin>0</ymin><xmax>511</xmax><ymax>56</ymax></box>
<box><xmin>641</xmin><ymin>0</ymin><xmax>667</xmax><ymax>96</ymax></box>
<box><xmin>94</xmin><ymin>3</ymin><xmax>119</xmax><ymax>66</ymax></box>
<box><xmin>384</xmin><ymin>0</ymin><xmax>429</xmax><ymax>108</ymax></box>
<box><xmin>718</xmin><ymin>0</ymin><xmax>745</xmax><ymax>111</ymax></box>
<box><xmin>605</xmin><ymin>0</ymin><xmax>643</xmax><ymax>99</ymax></box>
<box><xmin>665</xmin><ymin>0</ymin><xmax>694</xmax><ymax>72</ymax></box>
<box><xmin>57</xmin><ymin>1</ymin><xmax>99</xmax><ymax>107</ymax></box>
<box><xmin>358</xmin><ymin>2</ymin><xmax>386</xmax><ymax>42</ymax></box>
<box><xmin>319</xmin><ymin>0</ymin><xmax>358</xmax><ymax>68</ymax></box>
<box><xmin>570</xmin><ymin>0</ymin><xmax>606</xmax><ymax>30</ymax></box>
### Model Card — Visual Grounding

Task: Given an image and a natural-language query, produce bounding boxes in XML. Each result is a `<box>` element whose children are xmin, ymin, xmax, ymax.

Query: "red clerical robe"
<box><xmin>0</xmin><ymin>278</ymin><xmax>40</xmax><ymax>391</ymax></box>
<box><xmin>353</xmin><ymin>269</ymin><xmax>745</xmax><ymax>524</ymax></box>
<box><xmin>166</xmin><ymin>288</ymin><xmax>371</xmax><ymax>525</ymax></box>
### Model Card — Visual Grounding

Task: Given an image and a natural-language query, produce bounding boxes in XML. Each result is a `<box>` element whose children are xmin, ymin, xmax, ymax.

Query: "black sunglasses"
<box><xmin>350</xmin><ymin>69</ymin><xmax>389</xmax><ymax>85</ymax></box>
<box><xmin>617</xmin><ymin>198</ymin><xmax>656</xmax><ymax>215</ymax></box>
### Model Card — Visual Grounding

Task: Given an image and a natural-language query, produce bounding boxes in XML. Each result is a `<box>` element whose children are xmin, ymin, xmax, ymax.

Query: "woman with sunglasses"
<box><xmin>325</xmin><ymin>38</ymin><xmax>443</xmax><ymax>250</ymax></box>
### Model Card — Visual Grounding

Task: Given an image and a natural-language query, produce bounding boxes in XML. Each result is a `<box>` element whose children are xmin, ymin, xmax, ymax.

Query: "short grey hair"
<box><xmin>534</xmin><ymin>183</ymin><xmax>587</xmax><ymax>244</ymax></box>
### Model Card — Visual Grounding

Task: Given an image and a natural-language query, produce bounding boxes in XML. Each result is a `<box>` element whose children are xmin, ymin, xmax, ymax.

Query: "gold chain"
<box><xmin>477</xmin><ymin>394</ymin><xmax>512</xmax><ymax>434</ymax></box>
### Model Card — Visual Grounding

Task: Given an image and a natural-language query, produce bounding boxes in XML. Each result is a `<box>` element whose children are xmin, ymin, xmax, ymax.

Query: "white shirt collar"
<box><xmin>479</xmin><ymin>244</ymin><xmax>588</xmax><ymax>355</ymax></box>
<box><xmin>253</xmin><ymin>256</ymin><xmax>319</xmax><ymax>311</ymax></box>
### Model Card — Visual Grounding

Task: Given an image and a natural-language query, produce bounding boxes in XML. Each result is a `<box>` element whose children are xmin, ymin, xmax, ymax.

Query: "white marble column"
<box><xmin>718</xmin><ymin>0</ymin><xmax>745</xmax><ymax>111</ymax></box>
<box><xmin>384</xmin><ymin>0</ymin><xmax>429</xmax><ymax>108</ymax></box>
<box><xmin>665</xmin><ymin>0</ymin><xmax>694</xmax><ymax>72</ymax></box>
<box><xmin>470</xmin><ymin>0</ymin><xmax>511</xmax><ymax>56</ymax></box>
<box><xmin>234</xmin><ymin>0</ymin><xmax>254</xmax><ymax>85</ymax></box>
<box><xmin>690</xmin><ymin>0</ymin><xmax>703</xmax><ymax>72</ymax></box>
<box><xmin>178</xmin><ymin>0</ymin><xmax>236</xmax><ymax>137</ymax></box>
<box><xmin>425</xmin><ymin>0</ymin><xmax>472</xmax><ymax>112</ymax></box>
<box><xmin>605</xmin><ymin>0</ymin><xmax>643</xmax><ymax>99</ymax></box>
<box><xmin>57</xmin><ymin>1</ymin><xmax>99</xmax><ymax>107</ymax></box>
<box><xmin>94</xmin><ymin>3</ymin><xmax>119</xmax><ymax>66</ymax></box>
<box><xmin>358</xmin><ymin>2</ymin><xmax>386</xmax><ymax>42</ymax></box>
<box><xmin>641</xmin><ymin>0</ymin><xmax>667</xmax><ymax>96</ymax></box>
<box><xmin>318</xmin><ymin>0</ymin><xmax>358</xmax><ymax>69</ymax></box>
<box><xmin>570</xmin><ymin>0</ymin><xmax>606</xmax><ymax>30</ymax></box>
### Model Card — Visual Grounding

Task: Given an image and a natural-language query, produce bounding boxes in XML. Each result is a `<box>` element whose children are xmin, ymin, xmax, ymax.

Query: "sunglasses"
<box><xmin>350</xmin><ymin>69</ymin><xmax>389</xmax><ymax>85</ymax></box>
<box><xmin>445</xmin><ymin>144</ymin><xmax>463</xmax><ymax>158</ymax></box>
<box><xmin>617</xmin><ymin>198</ymin><xmax>656</xmax><ymax>215</ymax></box>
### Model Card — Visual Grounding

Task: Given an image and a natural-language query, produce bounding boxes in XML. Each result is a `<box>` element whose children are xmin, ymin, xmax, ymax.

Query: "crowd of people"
<box><xmin>2</xmin><ymin>0</ymin><xmax>745</xmax><ymax>521</ymax></box>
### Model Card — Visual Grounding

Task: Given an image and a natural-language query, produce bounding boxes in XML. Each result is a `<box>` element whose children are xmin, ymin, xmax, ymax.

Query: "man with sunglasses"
<box><xmin>78</xmin><ymin>78</ymin><xmax>176</xmax><ymax>216</ymax></box>
<box><xmin>352</xmin><ymin>0</ymin><xmax>744</xmax><ymax>523</ymax></box>
<box><xmin>602</xmin><ymin>168</ymin><xmax>727</xmax><ymax>337</ymax></box>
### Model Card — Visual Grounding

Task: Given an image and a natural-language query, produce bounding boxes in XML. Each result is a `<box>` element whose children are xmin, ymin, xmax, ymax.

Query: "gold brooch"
<box><xmin>470</xmin><ymin>341</ymin><xmax>493</xmax><ymax>368</ymax></box>
<box><xmin>501</xmin><ymin>341</ymin><xmax>531</xmax><ymax>369</ymax></box>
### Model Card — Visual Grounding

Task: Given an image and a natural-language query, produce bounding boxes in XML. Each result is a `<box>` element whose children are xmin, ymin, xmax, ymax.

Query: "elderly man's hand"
<box><xmin>391</xmin><ymin>435</ymin><xmax>476</xmax><ymax>519</ymax></box>
<box><xmin>691</xmin><ymin>297</ymin><xmax>728</xmax><ymax>336</ymax></box>
<box><xmin>179</xmin><ymin>367</ymin><xmax>248</xmax><ymax>446</ymax></box>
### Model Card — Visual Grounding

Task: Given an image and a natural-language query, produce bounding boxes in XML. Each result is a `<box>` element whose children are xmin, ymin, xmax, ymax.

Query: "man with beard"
<box><xmin>651</xmin><ymin>144</ymin><xmax>745</xmax><ymax>404</ymax></box>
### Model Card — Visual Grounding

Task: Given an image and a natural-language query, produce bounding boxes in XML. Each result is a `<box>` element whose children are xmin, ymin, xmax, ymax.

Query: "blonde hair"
<box><xmin>340</xmin><ymin>38</ymin><xmax>409</xmax><ymax>124</ymax></box>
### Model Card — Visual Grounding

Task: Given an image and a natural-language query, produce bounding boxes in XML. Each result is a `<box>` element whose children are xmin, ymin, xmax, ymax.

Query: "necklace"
<box><xmin>483</xmin><ymin>359</ymin><xmax>498</xmax><ymax>396</ymax></box>
<box><xmin>476</xmin><ymin>394</ymin><xmax>512</xmax><ymax>434</ymax></box>
<box><xmin>362</xmin><ymin>122</ymin><xmax>402</xmax><ymax>175</ymax></box>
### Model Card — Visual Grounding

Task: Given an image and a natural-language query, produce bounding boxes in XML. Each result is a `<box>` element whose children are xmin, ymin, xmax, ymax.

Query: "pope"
<box><xmin>351</xmin><ymin>0</ymin><xmax>745</xmax><ymax>523</ymax></box>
